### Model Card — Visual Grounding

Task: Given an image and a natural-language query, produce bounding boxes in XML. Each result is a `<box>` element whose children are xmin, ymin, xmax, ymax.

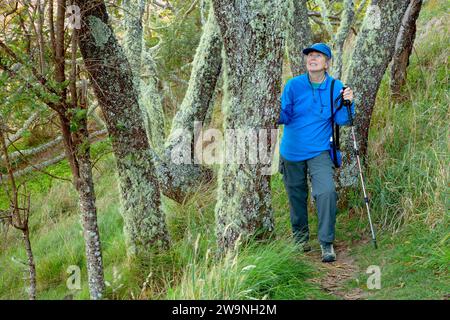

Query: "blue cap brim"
<box><xmin>302</xmin><ymin>48</ymin><xmax>329</xmax><ymax>57</ymax></box>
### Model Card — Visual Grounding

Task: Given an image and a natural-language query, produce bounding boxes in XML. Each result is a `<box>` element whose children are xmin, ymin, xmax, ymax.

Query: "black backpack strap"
<box><xmin>330</xmin><ymin>79</ymin><xmax>338</xmax><ymax>167</ymax></box>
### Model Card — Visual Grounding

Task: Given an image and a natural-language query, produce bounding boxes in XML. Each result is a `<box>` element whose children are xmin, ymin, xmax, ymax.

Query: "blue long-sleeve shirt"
<box><xmin>278</xmin><ymin>73</ymin><xmax>355</xmax><ymax>161</ymax></box>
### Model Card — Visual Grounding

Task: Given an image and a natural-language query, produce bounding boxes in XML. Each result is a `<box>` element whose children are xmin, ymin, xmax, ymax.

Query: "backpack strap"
<box><xmin>330</xmin><ymin>79</ymin><xmax>339</xmax><ymax>167</ymax></box>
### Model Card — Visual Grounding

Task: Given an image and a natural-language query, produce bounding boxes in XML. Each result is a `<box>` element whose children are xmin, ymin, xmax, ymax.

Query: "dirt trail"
<box><xmin>306</xmin><ymin>241</ymin><xmax>368</xmax><ymax>300</ymax></box>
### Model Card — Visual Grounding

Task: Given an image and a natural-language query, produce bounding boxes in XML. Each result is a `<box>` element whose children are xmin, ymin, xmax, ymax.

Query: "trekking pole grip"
<box><xmin>342</xmin><ymin>86</ymin><xmax>354</xmax><ymax>126</ymax></box>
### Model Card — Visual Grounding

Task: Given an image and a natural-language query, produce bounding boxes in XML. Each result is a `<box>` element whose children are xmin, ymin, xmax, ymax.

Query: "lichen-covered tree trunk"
<box><xmin>286</xmin><ymin>0</ymin><xmax>312</xmax><ymax>76</ymax></box>
<box><xmin>75</xmin><ymin>133</ymin><xmax>105</xmax><ymax>299</ymax></box>
<box><xmin>316</xmin><ymin>0</ymin><xmax>334</xmax><ymax>38</ymax></box>
<box><xmin>75</xmin><ymin>0</ymin><xmax>170</xmax><ymax>255</ymax></box>
<box><xmin>122</xmin><ymin>0</ymin><xmax>145</xmax><ymax>90</ymax></box>
<box><xmin>121</xmin><ymin>2</ymin><xmax>221</xmax><ymax>203</ymax></box>
<box><xmin>141</xmin><ymin>48</ymin><xmax>166</xmax><ymax>153</ymax></box>
<box><xmin>390</xmin><ymin>0</ymin><xmax>423</xmax><ymax>99</ymax></box>
<box><xmin>331</xmin><ymin>0</ymin><xmax>355</xmax><ymax>80</ymax></box>
<box><xmin>212</xmin><ymin>0</ymin><xmax>287</xmax><ymax>252</ymax></box>
<box><xmin>122</xmin><ymin>0</ymin><xmax>166</xmax><ymax>151</ymax></box>
<box><xmin>161</xmin><ymin>5</ymin><xmax>222</xmax><ymax>201</ymax></box>
<box><xmin>339</xmin><ymin>0</ymin><xmax>410</xmax><ymax>188</ymax></box>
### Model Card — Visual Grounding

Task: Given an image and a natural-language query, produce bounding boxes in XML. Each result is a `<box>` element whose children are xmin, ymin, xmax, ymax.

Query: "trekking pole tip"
<box><xmin>372</xmin><ymin>239</ymin><xmax>378</xmax><ymax>249</ymax></box>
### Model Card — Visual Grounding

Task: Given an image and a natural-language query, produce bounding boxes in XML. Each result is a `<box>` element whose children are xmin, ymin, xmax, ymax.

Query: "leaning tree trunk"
<box><xmin>338</xmin><ymin>0</ymin><xmax>410</xmax><ymax>191</ymax></box>
<box><xmin>161</xmin><ymin>5</ymin><xmax>222</xmax><ymax>201</ymax></box>
<box><xmin>212</xmin><ymin>0</ymin><xmax>287</xmax><ymax>252</ymax></box>
<box><xmin>75</xmin><ymin>0</ymin><xmax>170</xmax><ymax>255</ymax></box>
<box><xmin>122</xmin><ymin>0</ymin><xmax>145</xmax><ymax>91</ymax></box>
<box><xmin>286</xmin><ymin>0</ymin><xmax>312</xmax><ymax>76</ymax></box>
<box><xmin>390</xmin><ymin>0</ymin><xmax>423</xmax><ymax>100</ymax></box>
<box><xmin>121</xmin><ymin>2</ymin><xmax>222</xmax><ymax>203</ymax></box>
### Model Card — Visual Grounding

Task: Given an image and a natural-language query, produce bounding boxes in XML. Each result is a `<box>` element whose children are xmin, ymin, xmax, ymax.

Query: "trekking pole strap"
<box><xmin>330</xmin><ymin>79</ymin><xmax>339</xmax><ymax>167</ymax></box>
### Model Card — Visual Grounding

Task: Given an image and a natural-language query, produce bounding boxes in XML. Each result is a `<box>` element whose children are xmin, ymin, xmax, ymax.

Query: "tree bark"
<box><xmin>122</xmin><ymin>0</ymin><xmax>146</xmax><ymax>91</ymax></box>
<box><xmin>316</xmin><ymin>0</ymin><xmax>334</xmax><ymax>38</ymax></box>
<box><xmin>339</xmin><ymin>0</ymin><xmax>410</xmax><ymax>188</ymax></box>
<box><xmin>75</xmin><ymin>129</ymin><xmax>106</xmax><ymax>299</ymax></box>
<box><xmin>212</xmin><ymin>0</ymin><xmax>286</xmax><ymax>252</ymax></box>
<box><xmin>74</xmin><ymin>0</ymin><xmax>170</xmax><ymax>255</ymax></box>
<box><xmin>286</xmin><ymin>0</ymin><xmax>312</xmax><ymax>76</ymax></box>
<box><xmin>331</xmin><ymin>0</ymin><xmax>355</xmax><ymax>80</ymax></box>
<box><xmin>5</xmin><ymin>111</ymin><xmax>40</xmax><ymax>148</ymax></box>
<box><xmin>55</xmin><ymin>0</ymin><xmax>81</xmax><ymax>185</ymax></box>
<box><xmin>390</xmin><ymin>0</ymin><xmax>423</xmax><ymax>99</ymax></box>
<box><xmin>161</xmin><ymin>4</ymin><xmax>222</xmax><ymax>202</ymax></box>
<box><xmin>22</xmin><ymin>227</ymin><xmax>37</xmax><ymax>300</ymax></box>
<box><xmin>122</xmin><ymin>0</ymin><xmax>166</xmax><ymax>153</ymax></box>
<box><xmin>121</xmin><ymin>2</ymin><xmax>222</xmax><ymax>203</ymax></box>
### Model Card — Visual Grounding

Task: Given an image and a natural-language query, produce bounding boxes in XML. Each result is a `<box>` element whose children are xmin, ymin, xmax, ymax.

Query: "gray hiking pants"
<box><xmin>279</xmin><ymin>150</ymin><xmax>337</xmax><ymax>245</ymax></box>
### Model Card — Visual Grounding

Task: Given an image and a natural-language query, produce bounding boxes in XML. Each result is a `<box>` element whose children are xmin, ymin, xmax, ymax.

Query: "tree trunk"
<box><xmin>161</xmin><ymin>5</ymin><xmax>222</xmax><ymax>202</ymax></box>
<box><xmin>122</xmin><ymin>0</ymin><xmax>146</xmax><ymax>91</ymax></box>
<box><xmin>390</xmin><ymin>0</ymin><xmax>423</xmax><ymax>99</ymax></box>
<box><xmin>74</xmin><ymin>0</ymin><xmax>170</xmax><ymax>255</ymax></box>
<box><xmin>22</xmin><ymin>227</ymin><xmax>37</xmax><ymax>300</ymax></box>
<box><xmin>121</xmin><ymin>2</ymin><xmax>222</xmax><ymax>203</ymax></box>
<box><xmin>55</xmin><ymin>0</ymin><xmax>81</xmax><ymax>184</ymax></box>
<box><xmin>339</xmin><ymin>0</ymin><xmax>410</xmax><ymax>189</ymax></box>
<box><xmin>286</xmin><ymin>0</ymin><xmax>312</xmax><ymax>76</ymax></box>
<box><xmin>72</xmin><ymin>77</ymin><xmax>106</xmax><ymax>298</ymax></box>
<box><xmin>75</xmin><ymin>134</ymin><xmax>106</xmax><ymax>300</ymax></box>
<box><xmin>212</xmin><ymin>0</ymin><xmax>286</xmax><ymax>252</ymax></box>
<box><xmin>122</xmin><ymin>0</ymin><xmax>166</xmax><ymax>151</ymax></box>
<box><xmin>331</xmin><ymin>0</ymin><xmax>355</xmax><ymax>80</ymax></box>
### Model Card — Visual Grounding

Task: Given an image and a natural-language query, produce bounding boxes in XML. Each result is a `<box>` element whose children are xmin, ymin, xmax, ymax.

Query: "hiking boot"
<box><xmin>320</xmin><ymin>243</ymin><xmax>336</xmax><ymax>263</ymax></box>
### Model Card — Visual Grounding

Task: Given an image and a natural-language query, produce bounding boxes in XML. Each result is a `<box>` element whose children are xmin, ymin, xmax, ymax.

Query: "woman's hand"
<box><xmin>341</xmin><ymin>87</ymin><xmax>354</xmax><ymax>103</ymax></box>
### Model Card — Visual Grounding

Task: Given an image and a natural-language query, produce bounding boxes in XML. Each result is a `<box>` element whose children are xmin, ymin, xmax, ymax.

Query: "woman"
<box><xmin>278</xmin><ymin>43</ymin><xmax>355</xmax><ymax>263</ymax></box>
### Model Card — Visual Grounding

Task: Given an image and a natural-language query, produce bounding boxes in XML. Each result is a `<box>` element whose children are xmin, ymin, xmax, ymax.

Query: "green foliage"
<box><xmin>69</xmin><ymin>108</ymin><xmax>88</xmax><ymax>133</ymax></box>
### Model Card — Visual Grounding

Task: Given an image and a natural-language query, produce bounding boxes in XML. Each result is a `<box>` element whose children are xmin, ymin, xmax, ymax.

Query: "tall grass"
<box><xmin>166</xmin><ymin>235</ymin><xmax>323</xmax><ymax>300</ymax></box>
<box><xmin>366</xmin><ymin>15</ymin><xmax>448</xmax><ymax>232</ymax></box>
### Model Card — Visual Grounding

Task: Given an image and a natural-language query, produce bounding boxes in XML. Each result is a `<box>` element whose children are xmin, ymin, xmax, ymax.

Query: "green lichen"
<box><xmin>212</xmin><ymin>0</ymin><xmax>287</xmax><ymax>253</ymax></box>
<box><xmin>87</xmin><ymin>15</ymin><xmax>111</xmax><ymax>49</ymax></box>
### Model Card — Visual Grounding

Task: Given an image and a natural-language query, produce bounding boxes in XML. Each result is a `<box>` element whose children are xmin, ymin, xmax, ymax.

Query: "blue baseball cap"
<box><xmin>302</xmin><ymin>43</ymin><xmax>332</xmax><ymax>59</ymax></box>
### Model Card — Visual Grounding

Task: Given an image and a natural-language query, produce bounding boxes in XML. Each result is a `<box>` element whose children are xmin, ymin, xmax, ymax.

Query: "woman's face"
<box><xmin>306</xmin><ymin>52</ymin><xmax>328</xmax><ymax>73</ymax></box>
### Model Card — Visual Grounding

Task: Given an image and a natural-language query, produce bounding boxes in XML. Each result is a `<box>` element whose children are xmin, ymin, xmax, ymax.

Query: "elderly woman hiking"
<box><xmin>278</xmin><ymin>43</ymin><xmax>355</xmax><ymax>263</ymax></box>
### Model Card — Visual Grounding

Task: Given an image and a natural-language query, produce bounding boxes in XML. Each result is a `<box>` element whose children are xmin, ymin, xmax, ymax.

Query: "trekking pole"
<box><xmin>342</xmin><ymin>88</ymin><xmax>378</xmax><ymax>249</ymax></box>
